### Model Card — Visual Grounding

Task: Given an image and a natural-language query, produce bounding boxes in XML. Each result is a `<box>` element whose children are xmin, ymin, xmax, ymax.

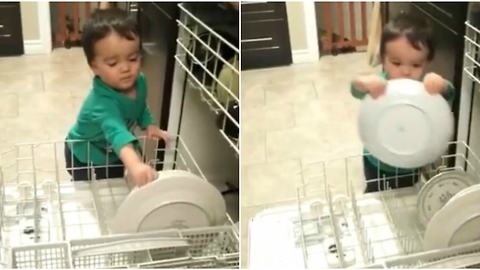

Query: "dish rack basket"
<box><xmin>0</xmin><ymin>135</ymin><xmax>239</xmax><ymax>268</ymax></box>
<box><xmin>174</xmin><ymin>3</ymin><xmax>239</xmax><ymax>155</ymax></box>
<box><xmin>7</xmin><ymin>226</ymin><xmax>239</xmax><ymax>269</ymax></box>
<box><xmin>296</xmin><ymin>140</ymin><xmax>480</xmax><ymax>268</ymax></box>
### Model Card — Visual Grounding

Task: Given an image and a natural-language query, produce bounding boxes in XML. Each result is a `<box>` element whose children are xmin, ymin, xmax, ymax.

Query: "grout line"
<box><xmin>40</xmin><ymin>71</ymin><xmax>46</xmax><ymax>92</ymax></box>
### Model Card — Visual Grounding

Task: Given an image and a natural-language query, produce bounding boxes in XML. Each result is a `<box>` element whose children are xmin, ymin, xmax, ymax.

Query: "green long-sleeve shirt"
<box><xmin>66</xmin><ymin>72</ymin><xmax>154</xmax><ymax>165</ymax></box>
<box><xmin>351</xmin><ymin>72</ymin><xmax>455</xmax><ymax>174</ymax></box>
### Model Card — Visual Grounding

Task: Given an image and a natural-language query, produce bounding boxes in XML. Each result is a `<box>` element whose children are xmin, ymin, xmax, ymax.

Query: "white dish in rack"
<box><xmin>423</xmin><ymin>184</ymin><xmax>480</xmax><ymax>250</ymax></box>
<box><xmin>110</xmin><ymin>170</ymin><xmax>227</xmax><ymax>234</ymax></box>
<box><xmin>358</xmin><ymin>78</ymin><xmax>453</xmax><ymax>169</ymax></box>
<box><xmin>416</xmin><ymin>170</ymin><xmax>477</xmax><ymax>226</ymax></box>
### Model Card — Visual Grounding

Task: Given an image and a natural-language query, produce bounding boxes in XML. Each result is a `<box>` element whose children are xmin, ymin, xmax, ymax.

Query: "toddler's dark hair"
<box><xmin>380</xmin><ymin>12</ymin><xmax>435</xmax><ymax>61</ymax></box>
<box><xmin>81</xmin><ymin>8</ymin><xmax>140</xmax><ymax>64</ymax></box>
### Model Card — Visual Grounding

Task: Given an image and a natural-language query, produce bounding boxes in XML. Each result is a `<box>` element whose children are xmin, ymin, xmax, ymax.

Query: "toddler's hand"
<box><xmin>423</xmin><ymin>72</ymin><xmax>447</xmax><ymax>95</ymax></box>
<box><xmin>146</xmin><ymin>125</ymin><xmax>170</xmax><ymax>142</ymax></box>
<box><xmin>355</xmin><ymin>75</ymin><xmax>387</xmax><ymax>99</ymax></box>
<box><xmin>128</xmin><ymin>162</ymin><xmax>158</xmax><ymax>187</ymax></box>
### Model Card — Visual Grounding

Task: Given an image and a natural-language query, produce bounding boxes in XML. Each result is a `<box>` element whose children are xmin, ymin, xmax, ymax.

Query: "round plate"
<box><xmin>110</xmin><ymin>170</ymin><xmax>227</xmax><ymax>234</ymax></box>
<box><xmin>417</xmin><ymin>170</ymin><xmax>477</xmax><ymax>226</ymax></box>
<box><xmin>358</xmin><ymin>79</ymin><xmax>454</xmax><ymax>168</ymax></box>
<box><xmin>423</xmin><ymin>184</ymin><xmax>480</xmax><ymax>250</ymax></box>
<box><xmin>156</xmin><ymin>169</ymin><xmax>227</xmax><ymax>225</ymax></box>
<box><xmin>129</xmin><ymin>170</ymin><xmax>226</xmax><ymax>225</ymax></box>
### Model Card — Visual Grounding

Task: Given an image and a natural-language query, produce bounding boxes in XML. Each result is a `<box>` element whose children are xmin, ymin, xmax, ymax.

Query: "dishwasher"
<box><xmin>248</xmin><ymin>17</ymin><xmax>480</xmax><ymax>270</ymax></box>
<box><xmin>0</xmin><ymin>3</ymin><xmax>239</xmax><ymax>269</ymax></box>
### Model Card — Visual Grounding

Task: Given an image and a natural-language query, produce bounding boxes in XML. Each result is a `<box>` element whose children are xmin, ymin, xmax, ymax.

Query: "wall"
<box><xmin>315</xmin><ymin>2</ymin><xmax>373</xmax><ymax>42</ymax></box>
<box><xmin>285</xmin><ymin>2</ymin><xmax>308</xmax><ymax>51</ymax></box>
<box><xmin>20</xmin><ymin>2</ymin><xmax>40</xmax><ymax>41</ymax></box>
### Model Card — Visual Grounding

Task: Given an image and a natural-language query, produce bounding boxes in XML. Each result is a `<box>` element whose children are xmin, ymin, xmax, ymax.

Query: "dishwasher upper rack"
<box><xmin>7</xmin><ymin>225</ymin><xmax>239</xmax><ymax>269</ymax></box>
<box><xmin>0</xmin><ymin>135</ymin><xmax>237</xmax><ymax>249</ymax></box>
<box><xmin>174</xmin><ymin>3</ymin><xmax>239</xmax><ymax>155</ymax></box>
<box><xmin>295</xmin><ymin>140</ymin><xmax>480</xmax><ymax>268</ymax></box>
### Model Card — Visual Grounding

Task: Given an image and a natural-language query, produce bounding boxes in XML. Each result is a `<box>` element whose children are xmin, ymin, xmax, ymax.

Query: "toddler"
<box><xmin>64</xmin><ymin>8</ymin><xmax>169</xmax><ymax>187</ymax></box>
<box><xmin>351</xmin><ymin>13</ymin><xmax>455</xmax><ymax>193</ymax></box>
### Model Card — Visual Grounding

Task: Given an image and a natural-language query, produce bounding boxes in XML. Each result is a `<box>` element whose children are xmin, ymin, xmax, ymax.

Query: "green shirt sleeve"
<box><xmin>350</xmin><ymin>72</ymin><xmax>388</xmax><ymax>100</ymax></box>
<box><xmin>92</xmin><ymin>100</ymin><xmax>137</xmax><ymax>156</ymax></box>
<box><xmin>136</xmin><ymin>73</ymin><xmax>155</xmax><ymax>129</ymax></box>
<box><xmin>442</xmin><ymin>80</ymin><xmax>455</xmax><ymax>107</ymax></box>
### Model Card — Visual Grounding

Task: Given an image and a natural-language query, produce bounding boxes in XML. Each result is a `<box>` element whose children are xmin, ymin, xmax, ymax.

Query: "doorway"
<box><xmin>313</xmin><ymin>2</ymin><xmax>372</xmax><ymax>56</ymax></box>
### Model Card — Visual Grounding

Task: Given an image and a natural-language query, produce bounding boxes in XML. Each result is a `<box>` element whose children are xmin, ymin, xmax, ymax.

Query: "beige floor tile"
<box><xmin>241</xmin><ymin>84</ymin><xmax>265</xmax><ymax>109</ymax></box>
<box><xmin>0</xmin><ymin>114</ymin><xmax>52</xmax><ymax>145</ymax></box>
<box><xmin>0</xmin><ymin>93</ymin><xmax>19</xmax><ymax>118</ymax></box>
<box><xmin>18</xmin><ymin>91</ymin><xmax>74</xmax><ymax>117</ymax></box>
<box><xmin>42</xmin><ymin>69</ymin><xmax>92</xmax><ymax>95</ymax></box>
<box><xmin>241</xmin><ymin>159</ymin><xmax>301</xmax><ymax>207</ymax></box>
<box><xmin>293</xmin><ymin>99</ymin><xmax>351</xmax><ymax>127</ymax></box>
<box><xmin>241</xmin><ymin>103</ymin><xmax>295</xmax><ymax>133</ymax></box>
<box><xmin>241</xmin><ymin>131</ymin><xmax>266</xmax><ymax>166</ymax></box>
<box><xmin>265</xmin><ymin>125</ymin><xmax>329</xmax><ymax>163</ymax></box>
<box><xmin>264</xmin><ymin>81</ymin><xmax>317</xmax><ymax>106</ymax></box>
<box><xmin>0</xmin><ymin>71</ymin><xmax>44</xmax><ymax>94</ymax></box>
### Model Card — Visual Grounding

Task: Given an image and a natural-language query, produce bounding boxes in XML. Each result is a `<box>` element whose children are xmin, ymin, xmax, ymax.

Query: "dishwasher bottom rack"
<box><xmin>7</xmin><ymin>226</ymin><xmax>239</xmax><ymax>269</ymax></box>
<box><xmin>249</xmin><ymin>141</ymin><xmax>480</xmax><ymax>268</ymax></box>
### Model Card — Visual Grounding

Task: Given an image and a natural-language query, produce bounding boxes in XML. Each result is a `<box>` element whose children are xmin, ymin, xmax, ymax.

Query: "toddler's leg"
<box><xmin>94</xmin><ymin>162</ymin><xmax>125</xmax><ymax>180</ymax></box>
<box><xmin>64</xmin><ymin>142</ymin><xmax>92</xmax><ymax>181</ymax></box>
<box><xmin>390</xmin><ymin>172</ymin><xmax>419</xmax><ymax>189</ymax></box>
<box><xmin>363</xmin><ymin>157</ymin><xmax>383</xmax><ymax>193</ymax></box>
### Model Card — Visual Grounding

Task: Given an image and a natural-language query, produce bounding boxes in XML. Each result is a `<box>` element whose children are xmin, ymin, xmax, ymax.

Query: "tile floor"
<box><xmin>240</xmin><ymin>52</ymin><xmax>381</xmax><ymax>268</ymax></box>
<box><xmin>0</xmin><ymin>48</ymin><xmax>93</xmax><ymax>183</ymax></box>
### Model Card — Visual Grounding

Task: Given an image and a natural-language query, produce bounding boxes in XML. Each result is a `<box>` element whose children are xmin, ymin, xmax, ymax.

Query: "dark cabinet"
<box><xmin>0</xmin><ymin>2</ymin><xmax>24</xmax><ymax>56</ymax></box>
<box><xmin>241</xmin><ymin>2</ymin><xmax>292</xmax><ymax>70</ymax></box>
<box><xmin>384</xmin><ymin>2</ymin><xmax>468</xmax><ymax>166</ymax></box>
<box><xmin>137</xmin><ymin>2</ymin><xmax>179</xmax><ymax>170</ymax></box>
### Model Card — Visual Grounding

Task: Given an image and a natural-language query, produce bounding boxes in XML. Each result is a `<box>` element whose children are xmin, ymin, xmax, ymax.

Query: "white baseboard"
<box><xmin>291</xmin><ymin>49</ymin><xmax>319</xmax><ymax>64</ymax></box>
<box><xmin>24</xmin><ymin>39</ymin><xmax>47</xmax><ymax>55</ymax></box>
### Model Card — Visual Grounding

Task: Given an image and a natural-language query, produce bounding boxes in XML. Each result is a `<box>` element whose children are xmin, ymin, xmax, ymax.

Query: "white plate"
<box><xmin>417</xmin><ymin>170</ymin><xmax>477</xmax><ymax>226</ymax></box>
<box><xmin>110</xmin><ymin>170</ymin><xmax>227</xmax><ymax>234</ymax></box>
<box><xmin>423</xmin><ymin>184</ymin><xmax>480</xmax><ymax>250</ymax></box>
<box><xmin>157</xmin><ymin>169</ymin><xmax>227</xmax><ymax>225</ymax></box>
<box><xmin>446</xmin><ymin>183</ymin><xmax>480</xmax><ymax>206</ymax></box>
<box><xmin>358</xmin><ymin>78</ymin><xmax>454</xmax><ymax>168</ymax></box>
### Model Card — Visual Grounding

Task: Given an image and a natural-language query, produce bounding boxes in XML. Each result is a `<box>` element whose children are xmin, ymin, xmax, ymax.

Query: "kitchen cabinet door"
<box><xmin>0</xmin><ymin>2</ymin><xmax>24</xmax><ymax>56</ymax></box>
<box><xmin>241</xmin><ymin>2</ymin><xmax>293</xmax><ymax>70</ymax></box>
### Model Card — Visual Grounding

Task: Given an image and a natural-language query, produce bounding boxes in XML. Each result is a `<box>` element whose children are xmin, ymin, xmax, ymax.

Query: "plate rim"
<box><xmin>423</xmin><ymin>184</ymin><xmax>480</xmax><ymax>250</ymax></box>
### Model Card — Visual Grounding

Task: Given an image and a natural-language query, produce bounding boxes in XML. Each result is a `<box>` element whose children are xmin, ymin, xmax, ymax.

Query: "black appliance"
<box><xmin>383</xmin><ymin>2</ymin><xmax>469</xmax><ymax>168</ymax></box>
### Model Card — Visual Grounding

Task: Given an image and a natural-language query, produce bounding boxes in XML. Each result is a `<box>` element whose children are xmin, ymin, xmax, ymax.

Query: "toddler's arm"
<box><xmin>92</xmin><ymin>100</ymin><xmax>140</xmax><ymax>163</ymax></box>
<box><xmin>351</xmin><ymin>78</ymin><xmax>368</xmax><ymax>99</ymax></box>
<box><xmin>350</xmin><ymin>73</ymin><xmax>388</xmax><ymax>100</ymax></box>
<box><xmin>138</xmin><ymin>106</ymin><xmax>154</xmax><ymax>129</ymax></box>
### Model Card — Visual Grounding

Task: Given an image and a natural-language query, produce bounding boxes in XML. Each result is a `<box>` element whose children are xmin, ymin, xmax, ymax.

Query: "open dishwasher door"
<box><xmin>165</xmin><ymin>3</ymin><xmax>240</xmax><ymax>222</ymax></box>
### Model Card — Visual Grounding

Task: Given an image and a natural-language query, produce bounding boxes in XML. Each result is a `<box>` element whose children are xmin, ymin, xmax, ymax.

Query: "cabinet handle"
<box><xmin>0</xmin><ymin>34</ymin><xmax>11</xmax><ymax>38</ymax></box>
<box><xmin>0</xmin><ymin>24</ymin><xmax>3</xmax><ymax>28</ymax></box>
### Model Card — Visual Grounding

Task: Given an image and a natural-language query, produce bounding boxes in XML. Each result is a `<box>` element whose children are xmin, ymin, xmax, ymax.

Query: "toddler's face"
<box><xmin>383</xmin><ymin>36</ymin><xmax>428</xmax><ymax>81</ymax></box>
<box><xmin>90</xmin><ymin>32</ymin><xmax>141</xmax><ymax>91</ymax></box>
